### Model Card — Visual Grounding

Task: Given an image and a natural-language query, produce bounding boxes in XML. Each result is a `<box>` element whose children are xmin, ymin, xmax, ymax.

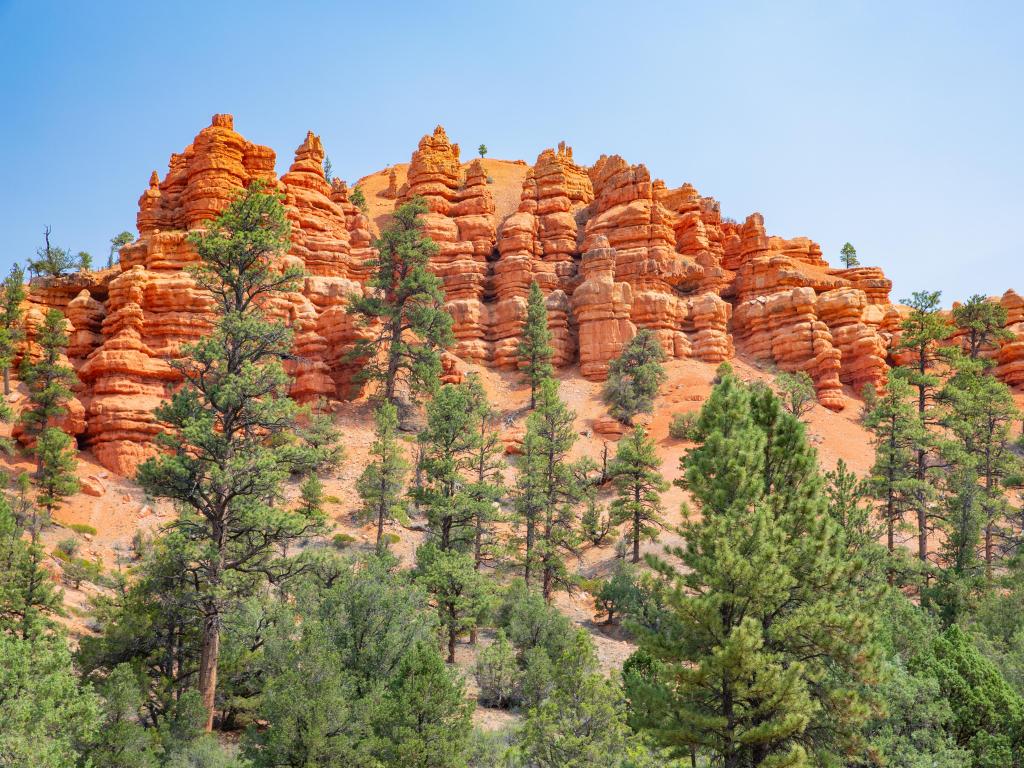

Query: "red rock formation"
<box><xmin>995</xmin><ymin>290</ymin><xmax>1024</xmax><ymax>388</ymax></box>
<box><xmin>571</xmin><ymin>236</ymin><xmax>635</xmax><ymax>380</ymax></box>
<box><xmin>816</xmin><ymin>288</ymin><xmax>888</xmax><ymax>393</ymax></box>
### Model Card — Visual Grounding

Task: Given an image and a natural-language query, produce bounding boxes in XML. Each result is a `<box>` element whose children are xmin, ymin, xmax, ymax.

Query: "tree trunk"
<box><xmin>376</xmin><ymin>507</ymin><xmax>385</xmax><ymax>552</ymax></box>
<box><xmin>197</xmin><ymin>610</ymin><xmax>221</xmax><ymax>732</ymax></box>
<box><xmin>524</xmin><ymin>520</ymin><xmax>534</xmax><ymax>586</ymax></box>
<box><xmin>2</xmin><ymin>366</ymin><xmax>8</xmax><ymax>396</ymax></box>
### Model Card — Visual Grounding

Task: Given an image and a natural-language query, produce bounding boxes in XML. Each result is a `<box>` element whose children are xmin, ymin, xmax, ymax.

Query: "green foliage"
<box><xmin>347</xmin><ymin>196</ymin><xmax>453</xmax><ymax>402</ymax></box>
<box><xmin>19</xmin><ymin>307</ymin><xmax>78</xmax><ymax>440</ymax></box>
<box><xmin>608</xmin><ymin>425</ymin><xmax>668</xmax><ymax>563</ymax></box>
<box><xmin>514</xmin><ymin>378</ymin><xmax>593</xmax><ymax>598</ymax></box>
<box><xmin>0</xmin><ymin>631</ymin><xmax>101</xmax><ymax>767</ymax></box>
<box><xmin>952</xmin><ymin>294</ymin><xmax>1013</xmax><ymax>361</ymax></box>
<box><xmin>0</xmin><ymin>262</ymin><xmax>26</xmax><ymax>395</ymax></box>
<box><xmin>591</xmin><ymin>561</ymin><xmax>641</xmax><ymax>625</ymax></box>
<box><xmin>776</xmin><ymin>369</ymin><xmax>816</xmax><ymax>418</ymax></box>
<box><xmin>473</xmin><ymin>630</ymin><xmax>520</xmax><ymax>708</ymax></box>
<box><xmin>28</xmin><ymin>226</ymin><xmax>78</xmax><ymax>277</ymax></box>
<box><xmin>602</xmin><ymin>330</ymin><xmax>667</xmax><ymax>424</ymax></box>
<box><xmin>331</xmin><ymin>532</ymin><xmax>356</xmax><ymax>548</ymax></box>
<box><xmin>667</xmin><ymin>411</ymin><xmax>698</xmax><ymax>440</ymax></box>
<box><xmin>629</xmin><ymin>369</ymin><xmax>880</xmax><ymax>766</ymax></box>
<box><xmin>35</xmin><ymin>427</ymin><xmax>79</xmax><ymax>517</ymax></box>
<box><xmin>69</xmin><ymin>522</ymin><xmax>97</xmax><ymax>536</ymax></box>
<box><xmin>0</xmin><ymin>496</ymin><xmax>63</xmax><ymax>639</ymax></box>
<box><xmin>517</xmin><ymin>281</ymin><xmax>554</xmax><ymax>409</ymax></box>
<box><xmin>136</xmin><ymin>180</ymin><xmax>341</xmax><ymax>729</ymax></box>
<box><xmin>840</xmin><ymin>241</ymin><xmax>860</xmax><ymax>268</ymax></box>
<box><xmin>478</xmin><ymin>144</ymin><xmax>488</xmax><ymax>158</ymax></box>
<box><xmin>322</xmin><ymin>153</ymin><xmax>333</xmax><ymax>183</ymax></box>
<box><xmin>416</xmin><ymin>543</ymin><xmax>492</xmax><ymax>662</ymax></box>
<box><xmin>108</xmin><ymin>230</ymin><xmax>134</xmax><ymax>267</ymax></box>
<box><xmin>581</xmin><ymin>499</ymin><xmax>612</xmax><ymax>546</ymax></box>
<box><xmin>78</xmin><ymin>250</ymin><xmax>93</xmax><ymax>271</ymax></box>
<box><xmin>87</xmin><ymin>664</ymin><xmax>161</xmax><ymax>768</ymax></box>
<box><xmin>61</xmin><ymin>555</ymin><xmax>102</xmax><ymax>589</ymax></box>
<box><xmin>356</xmin><ymin>400</ymin><xmax>409</xmax><ymax>549</ymax></box>
<box><xmin>349</xmin><ymin>185</ymin><xmax>368</xmax><ymax>213</ymax></box>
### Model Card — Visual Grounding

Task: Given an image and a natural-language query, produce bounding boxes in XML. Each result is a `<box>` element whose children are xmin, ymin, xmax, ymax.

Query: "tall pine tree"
<box><xmin>0</xmin><ymin>263</ymin><xmax>26</xmax><ymax>395</ymax></box>
<box><xmin>348</xmin><ymin>197</ymin><xmax>453</xmax><ymax>404</ymax></box>
<box><xmin>608</xmin><ymin>425</ymin><xmax>668</xmax><ymax>563</ymax></box>
<box><xmin>356</xmin><ymin>400</ymin><xmax>409</xmax><ymax>550</ymax></box>
<box><xmin>517</xmin><ymin>281</ymin><xmax>554</xmax><ymax>409</ymax></box>
<box><xmin>137</xmin><ymin>181</ymin><xmax>341</xmax><ymax>730</ymax></box>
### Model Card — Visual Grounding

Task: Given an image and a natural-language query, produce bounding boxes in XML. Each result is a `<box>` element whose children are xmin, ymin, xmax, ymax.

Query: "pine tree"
<box><xmin>0</xmin><ymin>496</ymin><xmax>63</xmax><ymax>640</ymax></box>
<box><xmin>824</xmin><ymin>458</ymin><xmax>889</xmax><ymax>586</ymax></box>
<box><xmin>951</xmin><ymin>293</ymin><xmax>1013</xmax><ymax>361</ymax></box>
<box><xmin>608</xmin><ymin>425</ymin><xmax>668</xmax><ymax>563</ymax></box>
<box><xmin>0</xmin><ymin>262</ymin><xmax>26</xmax><ymax>395</ymax></box>
<box><xmin>776</xmin><ymin>369</ymin><xmax>816</xmax><ymax>419</ymax></box>
<box><xmin>136</xmin><ymin>181</ymin><xmax>342</xmax><ymax>731</ymax></box>
<box><xmin>356</xmin><ymin>400</ymin><xmax>409</xmax><ymax>550</ymax></box>
<box><xmin>602</xmin><ymin>329</ymin><xmax>667</xmax><ymax>425</ymax></box>
<box><xmin>34</xmin><ymin>427</ymin><xmax>79</xmax><ymax>519</ymax></box>
<box><xmin>630</xmin><ymin>369</ymin><xmax>879</xmax><ymax>766</ymax></box>
<box><xmin>27</xmin><ymin>226</ymin><xmax>77</xmax><ymax>277</ymax></box>
<box><xmin>896</xmin><ymin>290</ymin><xmax>952</xmax><ymax>564</ymax></box>
<box><xmin>415</xmin><ymin>383</ymin><xmax>479</xmax><ymax>551</ymax></box>
<box><xmin>863</xmin><ymin>373</ymin><xmax>930</xmax><ymax>573</ymax></box>
<box><xmin>464</xmin><ymin>375</ymin><xmax>505</xmax><ymax>575</ymax></box>
<box><xmin>348</xmin><ymin>197</ymin><xmax>453</xmax><ymax>404</ymax></box>
<box><xmin>515</xmin><ymin>378</ymin><xmax>592</xmax><ymax>599</ymax></box>
<box><xmin>322</xmin><ymin>153</ymin><xmax>333</xmax><ymax>183</ymax></box>
<box><xmin>416</xmin><ymin>544</ymin><xmax>491</xmax><ymax>663</ymax></box>
<box><xmin>940</xmin><ymin>357</ymin><xmax>1022</xmax><ymax>579</ymax></box>
<box><xmin>108</xmin><ymin>230</ymin><xmax>134</xmax><ymax>269</ymax></box>
<box><xmin>517</xmin><ymin>281</ymin><xmax>554</xmax><ymax>409</ymax></box>
<box><xmin>840</xmin><ymin>241</ymin><xmax>860</xmax><ymax>268</ymax></box>
<box><xmin>19</xmin><ymin>308</ymin><xmax>78</xmax><ymax>442</ymax></box>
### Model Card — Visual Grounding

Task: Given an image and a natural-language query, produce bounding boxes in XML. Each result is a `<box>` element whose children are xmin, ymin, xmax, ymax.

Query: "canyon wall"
<box><xmin>19</xmin><ymin>115</ymin><xmax>1024</xmax><ymax>475</ymax></box>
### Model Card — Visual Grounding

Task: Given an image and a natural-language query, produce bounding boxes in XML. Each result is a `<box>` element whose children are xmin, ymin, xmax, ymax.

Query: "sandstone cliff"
<box><xmin>16</xmin><ymin>115</ymin><xmax>1024</xmax><ymax>475</ymax></box>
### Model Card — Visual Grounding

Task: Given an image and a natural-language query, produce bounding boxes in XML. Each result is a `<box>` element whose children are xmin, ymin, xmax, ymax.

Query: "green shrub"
<box><xmin>55</xmin><ymin>537</ymin><xmax>79</xmax><ymax>558</ymax></box>
<box><xmin>668</xmin><ymin>411</ymin><xmax>699</xmax><ymax>440</ymax></box>
<box><xmin>473</xmin><ymin>631</ymin><xmax>520</xmax><ymax>708</ymax></box>
<box><xmin>381</xmin><ymin>532</ymin><xmax>401</xmax><ymax>547</ymax></box>
<box><xmin>331</xmin><ymin>533</ymin><xmax>356</xmax><ymax>549</ymax></box>
<box><xmin>68</xmin><ymin>523</ymin><xmax>97</xmax><ymax>536</ymax></box>
<box><xmin>62</xmin><ymin>557</ymin><xmax>102</xmax><ymax>589</ymax></box>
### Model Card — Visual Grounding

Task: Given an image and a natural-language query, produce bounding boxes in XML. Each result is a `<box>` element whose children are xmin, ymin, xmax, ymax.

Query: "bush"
<box><xmin>331</xmin><ymin>532</ymin><xmax>356</xmax><ymax>549</ymax></box>
<box><xmin>62</xmin><ymin>556</ymin><xmax>102</xmax><ymax>589</ymax></box>
<box><xmin>602</xmin><ymin>330</ymin><xmax>667</xmax><ymax>424</ymax></box>
<box><xmin>581</xmin><ymin>501</ymin><xmax>612</xmax><ymax>546</ymax></box>
<box><xmin>668</xmin><ymin>412</ymin><xmax>699</xmax><ymax>440</ymax></box>
<box><xmin>68</xmin><ymin>523</ymin><xmax>97</xmax><ymax>536</ymax></box>
<box><xmin>776</xmin><ymin>370</ymin><xmax>817</xmax><ymax>418</ymax></box>
<box><xmin>592</xmin><ymin>563</ymin><xmax>641</xmax><ymax>625</ymax></box>
<box><xmin>55</xmin><ymin>537</ymin><xmax>79</xmax><ymax>558</ymax></box>
<box><xmin>131</xmin><ymin>529</ymin><xmax>152</xmax><ymax>560</ymax></box>
<box><xmin>381</xmin><ymin>532</ymin><xmax>401</xmax><ymax>547</ymax></box>
<box><xmin>473</xmin><ymin>631</ymin><xmax>520</xmax><ymax>708</ymax></box>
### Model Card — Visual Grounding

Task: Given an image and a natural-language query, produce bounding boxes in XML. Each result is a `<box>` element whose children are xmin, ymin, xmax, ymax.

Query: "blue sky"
<box><xmin>1</xmin><ymin>0</ymin><xmax>1020</xmax><ymax>301</ymax></box>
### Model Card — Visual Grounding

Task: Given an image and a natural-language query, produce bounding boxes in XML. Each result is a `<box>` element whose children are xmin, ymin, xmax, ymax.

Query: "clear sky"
<box><xmin>1</xmin><ymin>0</ymin><xmax>1020</xmax><ymax>302</ymax></box>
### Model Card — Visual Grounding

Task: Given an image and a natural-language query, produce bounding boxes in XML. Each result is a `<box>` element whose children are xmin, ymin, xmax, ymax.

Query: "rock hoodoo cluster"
<box><xmin>17</xmin><ymin>115</ymin><xmax>1024</xmax><ymax>475</ymax></box>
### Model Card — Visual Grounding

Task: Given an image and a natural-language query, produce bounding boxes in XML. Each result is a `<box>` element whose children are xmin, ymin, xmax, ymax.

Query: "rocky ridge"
<box><xmin>15</xmin><ymin>115</ymin><xmax>1024</xmax><ymax>475</ymax></box>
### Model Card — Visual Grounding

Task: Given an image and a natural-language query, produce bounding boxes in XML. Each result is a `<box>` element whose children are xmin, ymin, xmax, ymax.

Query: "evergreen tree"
<box><xmin>136</xmin><ymin>181</ymin><xmax>341</xmax><ymax>730</ymax></box>
<box><xmin>34</xmin><ymin>426</ymin><xmax>79</xmax><ymax>519</ymax></box>
<box><xmin>322</xmin><ymin>153</ymin><xmax>333</xmax><ymax>183</ymax></box>
<box><xmin>356</xmin><ymin>400</ymin><xmax>409</xmax><ymax>550</ymax></box>
<box><xmin>478</xmin><ymin>144</ymin><xmax>488</xmax><ymax>158</ymax></box>
<box><xmin>88</xmin><ymin>664</ymin><xmax>162</xmax><ymax>768</ymax></box>
<box><xmin>464</xmin><ymin>375</ymin><xmax>505</xmax><ymax>575</ymax></box>
<box><xmin>608</xmin><ymin>425</ymin><xmax>668</xmax><ymax>563</ymax></box>
<box><xmin>952</xmin><ymin>294</ymin><xmax>1013</xmax><ymax>361</ymax></box>
<box><xmin>840</xmin><ymin>241</ymin><xmax>860</xmax><ymax>268</ymax></box>
<box><xmin>349</xmin><ymin>185</ymin><xmax>368</xmax><ymax>214</ymax></box>
<box><xmin>108</xmin><ymin>230</ymin><xmax>134</xmax><ymax>268</ymax></box>
<box><xmin>862</xmin><ymin>373</ymin><xmax>930</xmax><ymax>573</ymax></box>
<box><xmin>515</xmin><ymin>378</ymin><xmax>592</xmax><ymax>599</ymax></box>
<box><xmin>602</xmin><ymin>329</ymin><xmax>667</xmax><ymax>425</ymax></box>
<box><xmin>415</xmin><ymin>382</ymin><xmax>480</xmax><ymax>551</ymax></box>
<box><xmin>896</xmin><ymin>290</ymin><xmax>952</xmax><ymax>564</ymax></box>
<box><xmin>348</xmin><ymin>197</ymin><xmax>452</xmax><ymax>404</ymax></box>
<box><xmin>517</xmin><ymin>281</ymin><xmax>554</xmax><ymax>409</ymax></box>
<box><xmin>629</xmin><ymin>369</ymin><xmax>879</xmax><ymax>766</ymax></box>
<box><xmin>416</xmin><ymin>544</ymin><xmax>491</xmax><ymax>663</ymax></box>
<box><xmin>824</xmin><ymin>458</ymin><xmax>889</xmax><ymax>586</ymax></box>
<box><xmin>0</xmin><ymin>630</ymin><xmax>101</xmax><ymax>767</ymax></box>
<box><xmin>0</xmin><ymin>262</ymin><xmax>26</xmax><ymax>395</ymax></box>
<box><xmin>19</xmin><ymin>307</ymin><xmax>78</xmax><ymax>442</ymax></box>
<box><xmin>776</xmin><ymin>369</ymin><xmax>817</xmax><ymax>419</ymax></box>
<box><xmin>0</xmin><ymin>495</ymin><xmax>63</xmax><ymax>640</ymax></box>
<box><xmin>940</xmin><ymin>358</ymin><xmax>1022</xmax><ymax>579</ymax></box>
<box><xmin>78</xmin><ymin>251</ymin><xmax>93</xmax><ymax>271</ymax></box>
<box><xmin>27</xmin><ymin>226</ymin><xmax>77</xmax><ymax>277</ymax></box>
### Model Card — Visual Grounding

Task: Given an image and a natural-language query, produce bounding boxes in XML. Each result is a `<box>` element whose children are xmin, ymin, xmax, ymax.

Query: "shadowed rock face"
<box><xmin>17</xmin><ymin>115</ymin><xmax>1024</xmax><ymax>475</ymax></box>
